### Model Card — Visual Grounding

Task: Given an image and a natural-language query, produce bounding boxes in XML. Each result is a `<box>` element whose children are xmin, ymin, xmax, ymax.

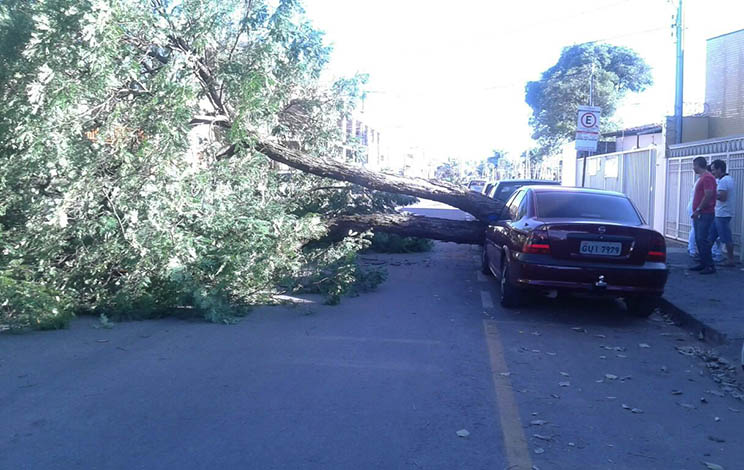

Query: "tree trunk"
<box><xmin>327</xmin><ymin>214</ymin><xmax>486</xmax><ymax>245</ymax></box>
<box><xmin>251</xmin><ymin>140</ymin><xmax>504</xmax><ymax>222</ymax></box>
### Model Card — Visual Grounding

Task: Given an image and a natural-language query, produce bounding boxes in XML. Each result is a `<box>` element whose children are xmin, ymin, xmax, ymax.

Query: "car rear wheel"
<box><xmin>481</xmin><ymin>245</ymin><xmax>492</xmax><ymax>276</ymax></box>
<box><xmin>500</xmin><ymin>260</ymin><xmax>522</xmax><ymax>308</ymax></box>
<box><xmin>625</xmin><ymin>296</ymin><xmax>658</xmax><ymax>317</ymax></box>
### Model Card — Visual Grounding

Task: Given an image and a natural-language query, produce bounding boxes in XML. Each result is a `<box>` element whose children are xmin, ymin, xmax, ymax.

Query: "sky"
<box><xmin>303</xmin><ymin>0</ymin><xmax>744</xmax><ymax>164</ymax></box>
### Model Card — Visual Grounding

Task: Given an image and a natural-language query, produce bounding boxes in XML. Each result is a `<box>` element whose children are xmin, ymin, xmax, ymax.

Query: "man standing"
<box><xmin>709</xmin><ymin>159</ymin><xmax>736</xmax><ymax>267</ymax></box>
<box><xmin>690</xmin><ymin>157</ymin><xmax>717</xmax><ymax>274</ymax></box>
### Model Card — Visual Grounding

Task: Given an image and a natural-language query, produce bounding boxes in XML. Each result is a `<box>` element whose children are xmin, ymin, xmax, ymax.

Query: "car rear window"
<box><xmin>535</xmin><ymin>192</ymin><xmax>642</xmax><ymax>224</ymax></box>
<box><xmin>493</xmin><ymin>183</ymin><xmax>521</xmax><ymax>201</ymax></box>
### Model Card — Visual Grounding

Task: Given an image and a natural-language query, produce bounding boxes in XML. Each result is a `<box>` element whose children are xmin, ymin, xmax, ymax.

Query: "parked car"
<box><xmin>467</xmin><ymin>179</ymin><xmax>487</xmax><ymax>193</ymax></box>
<box><xmin>486</xmin><ymin>179</ymin><xmax>560</xmax><ymax>203</ymax></box>
<box><xmin>481</xmin><ymin>186</ymin><xmax>668</xmax><ymax>316</ymax></box>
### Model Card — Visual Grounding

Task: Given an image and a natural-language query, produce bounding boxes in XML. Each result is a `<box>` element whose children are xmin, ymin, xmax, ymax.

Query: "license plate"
<box><xmin>579</xmin><ymin>241</ymin><xmax>622</xmax><ymax>256</ymax></box>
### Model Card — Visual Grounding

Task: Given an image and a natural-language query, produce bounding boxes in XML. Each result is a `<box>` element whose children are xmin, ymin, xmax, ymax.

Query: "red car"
<box><xmin>482</xmin><ymin>186</ymin><xmax>668</xmax><ymax>316</ymax></box>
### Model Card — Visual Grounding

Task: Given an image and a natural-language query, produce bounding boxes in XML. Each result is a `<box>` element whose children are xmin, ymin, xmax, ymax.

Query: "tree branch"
<box><xmin>326</xmin><ymin>214</ymin><xmax>485</xmax><ymax>245</ymax></box>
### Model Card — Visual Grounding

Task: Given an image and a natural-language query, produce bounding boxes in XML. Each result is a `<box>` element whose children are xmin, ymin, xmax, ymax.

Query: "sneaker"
<box><xmin>700</xmin><ymin>267</ymin><xmax>716</xmax><ymax>275</ymax></box>
<box><xmin>689</xmin><ymin>264</ymin><xmax>705</xmax><ymax>271</ymax></box>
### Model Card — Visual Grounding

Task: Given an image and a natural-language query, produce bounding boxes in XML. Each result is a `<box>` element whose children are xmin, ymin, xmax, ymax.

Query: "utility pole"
<box><xmin>674</xmin><ymin>0</ymin><xmax>684</xmax><ymax>144</ymax></box>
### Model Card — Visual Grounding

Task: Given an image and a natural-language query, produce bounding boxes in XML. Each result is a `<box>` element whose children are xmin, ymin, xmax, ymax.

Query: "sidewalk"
<box><xmin>662</xmin><ymin>241</ymin><xmax>744</xmax><ymax>366</ymax></box>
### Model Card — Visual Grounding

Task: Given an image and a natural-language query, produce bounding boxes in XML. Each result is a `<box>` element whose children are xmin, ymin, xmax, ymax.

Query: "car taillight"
<box><xmin>523</xmin><ymin>229</ymin><xmax>551</xmax><ymax>255</ymax></box>
<box><xmin>647</xmin><ymin>233</ymin><xmax>666</xmax><ymax>263</ymax></box>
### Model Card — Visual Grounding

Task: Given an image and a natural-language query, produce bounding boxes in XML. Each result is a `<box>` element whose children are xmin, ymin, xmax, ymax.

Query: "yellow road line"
<box><xmin>483</xmin><ymin>319</ymin><xmax>534</xmax><ymax>470</ymax></box>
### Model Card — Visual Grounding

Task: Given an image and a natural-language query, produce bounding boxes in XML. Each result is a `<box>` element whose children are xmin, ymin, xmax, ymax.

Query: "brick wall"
<box><xmin>705</xmin><ymin>29</ymin><xmax>744</xmax><ymax>118</ymax></box>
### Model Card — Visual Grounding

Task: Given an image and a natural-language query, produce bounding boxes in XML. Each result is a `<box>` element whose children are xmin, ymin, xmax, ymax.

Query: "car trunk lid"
<box><xmin>543</xmin><ymin>221</ymin><xmax>653</xmax><ymax>265</ymax></box>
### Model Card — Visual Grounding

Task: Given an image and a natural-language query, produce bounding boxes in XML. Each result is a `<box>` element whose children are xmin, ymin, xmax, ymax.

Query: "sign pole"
<box><xmin>581</xmin><ymin>151</ymin><xmax>587</xmax><ymax>187</ymax></box>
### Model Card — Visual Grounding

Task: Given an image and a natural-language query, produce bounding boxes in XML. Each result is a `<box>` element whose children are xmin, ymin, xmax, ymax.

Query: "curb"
<box><xmin>658</xmin><ymin>297</ymin><xmax>728</xmax><ymax>345</ymax></box>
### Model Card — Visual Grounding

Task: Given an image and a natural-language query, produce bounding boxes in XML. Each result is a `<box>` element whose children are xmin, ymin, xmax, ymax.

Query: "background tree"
<box><xmin>525</xmin><ymin>43</ymin><xmax>653</xmax><ymax>157</ymax></box>
<box><xmin>434</xmin><ymin>158</ymin><xmax>463</xmax><ymax>184</ymax></box>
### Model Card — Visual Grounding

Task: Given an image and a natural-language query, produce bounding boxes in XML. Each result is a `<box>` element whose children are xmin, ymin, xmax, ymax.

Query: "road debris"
<box><xmin>533</xmin><ymin>434</ymin><xmax>552</xmax><ymax>441</ymax></box>
<box><xmin>456</xmin><ymin>429</ymin><xmax>470</xmax><ymax>438</ymax></box>
<box><xmin>675</xmin><ymin>346</ymin><xmax>744</xmax><ymax>401</ymax></box>
<box><xmin>571</xmin><ymin>327</ymin><xmax>587</xmax><ymax>333</ymax></box>
<box><xmin>530</xmin><ymin>420</ymin><xmax>548</xmax><ymax>426</ymax></box>
<box><xmin>639</xmin><ymin>343</ymin><xmax>651</xmax><ymax>348</ymax></box>
<box><xmin>534</xmin><ymin>448</ymin><xmax>545</xmax><ymax>455</ymax></box>
<box><xmin>702</xmin><ymin>462</ymin><xmax>724</xmax><ymax>470</ymax></box>
<box><xmin>559</xmin><ymin>381</ymin><xmax>571</xmax><ymax>387</ymax></box>
<box><xmin>605</xmin><ymin>374</ymin><xmax>619</xmax><ymax>380</ymax></box>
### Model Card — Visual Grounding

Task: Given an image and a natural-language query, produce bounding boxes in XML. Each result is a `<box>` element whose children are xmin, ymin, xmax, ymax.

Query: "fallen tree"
<box><xmin>1</xmin><ymin>0</ymin><xmax>503</xmax><ymax>329</ymax></box>
<box><xmin>326</xmin><ymin>214</ymin><xmax>485</xmax><ymax>245</ymax></box>
<box><xmin>252</xmin><ymin>141</ymin><xmax>503</xmax><ymax>225</ymax></box>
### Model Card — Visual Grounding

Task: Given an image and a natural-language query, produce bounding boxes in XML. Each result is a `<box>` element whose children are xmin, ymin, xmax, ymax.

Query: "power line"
<box><xmin>502</xmin><ymin>0</ymin><xmax>641</xmax><ymax>35</ymax></box>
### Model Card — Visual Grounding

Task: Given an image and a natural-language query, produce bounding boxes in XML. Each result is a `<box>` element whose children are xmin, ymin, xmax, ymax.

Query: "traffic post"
<box><xmin>576</xmin><ymin>105</ymin><xmax>601</xmax><ymax>187</ymax></box>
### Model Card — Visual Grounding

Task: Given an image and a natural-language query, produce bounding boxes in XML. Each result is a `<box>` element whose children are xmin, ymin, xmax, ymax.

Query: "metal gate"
<box><xmin>576</xmin><ymin>148</ymin><xmax>656</xmax><ymax>225</ymax></box>
<box><xmin>665</xmin><ymin>136</ymin><xmax>744</xmax><ymax>258</ymax></box>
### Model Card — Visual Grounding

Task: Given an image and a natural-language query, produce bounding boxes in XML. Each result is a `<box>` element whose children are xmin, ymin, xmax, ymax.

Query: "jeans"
<box><xmin>694</xmin><ymin>213</ymin><xmax>715</xmax><ymax>269</ymax></box>
<box><xmin>709</xmin><ymin>216</ymin><xmax>733</xmax><ymax>244</ymax></box>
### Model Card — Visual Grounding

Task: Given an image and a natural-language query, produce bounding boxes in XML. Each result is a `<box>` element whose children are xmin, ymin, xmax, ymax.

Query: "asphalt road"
<box><xmin>2</xmin><ymin>201</ymin><xmax>742</xmax><ymax>470</ymax></box>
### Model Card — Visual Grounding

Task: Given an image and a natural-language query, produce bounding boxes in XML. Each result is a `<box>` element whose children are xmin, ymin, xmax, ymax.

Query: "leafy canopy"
<box><xmin>0</xmin><ymin>0</ymin><xmax>396</xmax><ymax>329</ymax></box>
<box><xmin>525</xmin><ymin>43</ymin><xmax>653</xmax><ymax>155</ymax></box>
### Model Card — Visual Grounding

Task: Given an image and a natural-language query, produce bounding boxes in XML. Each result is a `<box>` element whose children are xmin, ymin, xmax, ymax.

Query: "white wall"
<box><xmin>615</xmin><ymin>133</ymin><xmax>662</xmax><ymax>151</ymax></box>
<box><xmin>652</xmin><ymin>128</ymin><xmax>669</xmax><ymax>235</ymax></box>
<box><xmin>560</xmin><ymin>141</ymin><xmax>578</xmax><ymax>186</ymax></box>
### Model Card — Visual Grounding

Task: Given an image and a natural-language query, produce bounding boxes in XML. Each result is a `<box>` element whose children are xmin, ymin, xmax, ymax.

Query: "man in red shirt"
<box><xmin>690</xmin><ymin>157</ymin><xmax>717</xmax><ymax>274</ymax></box>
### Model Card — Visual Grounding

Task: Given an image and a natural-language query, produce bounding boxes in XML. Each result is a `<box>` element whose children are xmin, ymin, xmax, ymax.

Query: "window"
<box><xmin>493</xmin><ymin>183</ymin><xmax>522</xmax><ymax>202</ymax></box>
<box><xmin>506</xmin><ymin>190</ymin><xmax>526</xmax><ymax>220</ymax></box>
<box><xmin>535</xmin><ymin>192</ymin><xmax>642</xmax><ymax>224</ymax></box>
<box><xmin>515</xmin><ymin>193</ymin><xmax>529</xmax><ymax>220</ymax></box>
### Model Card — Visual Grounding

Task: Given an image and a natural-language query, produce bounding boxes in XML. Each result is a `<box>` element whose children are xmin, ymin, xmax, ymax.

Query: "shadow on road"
<box><xmin>493</xmin><ymin>291</ymin><xmax>649</xmax><ymax>330</ymax></box>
